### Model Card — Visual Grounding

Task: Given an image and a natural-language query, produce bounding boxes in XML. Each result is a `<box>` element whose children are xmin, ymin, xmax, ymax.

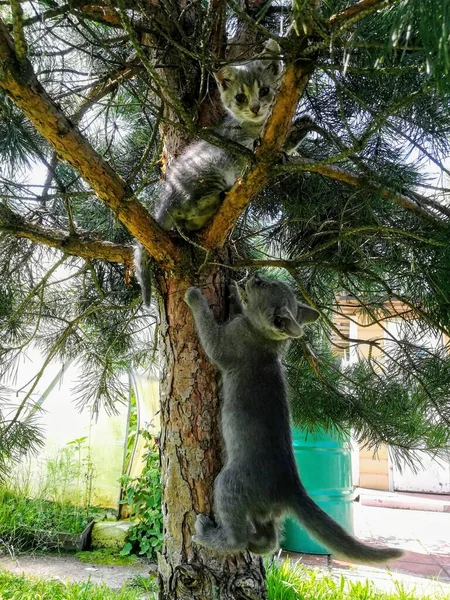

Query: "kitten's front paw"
<box><xmin>184</xmin><ymin>286</ymin><xmax>202</xmax><ymax>307</ymax></box>
<box><xmin>285</xmin><ymin>115</ymin><xmax>314</xmax><ymax>154</ymax></box>
<box><xmin>195</xmin><ymin>513</ymin><xmax>215</xmax><ymax>536</ymax></box>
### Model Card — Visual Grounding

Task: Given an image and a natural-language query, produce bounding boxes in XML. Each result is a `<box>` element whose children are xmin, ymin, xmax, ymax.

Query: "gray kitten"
<box><xmin>184</xmin><ymin>274</ymin><xmax>402</xmax><ymax>562</ymax></box>
<box><xmin>135</xmin><ymin>41</ymin><xmax>309</xmax><ymax>305</ymax></box>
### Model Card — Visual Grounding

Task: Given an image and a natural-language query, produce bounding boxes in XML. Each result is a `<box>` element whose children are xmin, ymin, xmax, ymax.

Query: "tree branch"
<box><xmin>0</xmin><ymin>19</ymin><xmax>181</xmax><ymax>270</ymax></box>
<box><xmin>0</xmin><ymin>203</ymin><xmax>133</xmax><ymax>263</ymax></box>
<box><xmin>279</xmin><ymin>158</ymin><xmax>445</xmax><ymax>224</ymax></box>
<box><xmin>200</xmin><ymin>57</ymin><xmax>314</xmax><ymax>249</ymax></box>
<box><xmin>208</xmin><ymin>0</ymin><xmax>227</xmax><ymax>58</ymax></box>
<box><xmin>72</xmin><ymin>59</ymin><xmax>142</xmax><ymax>124</ymax></box>
<box><xmin>20</xmin><ymin>1</ymin><xmax>123</xmax><ymax>29</ymax></box>
<box><xmin>329</xmin><ymin>0</ymin><xmax>399</xmax><ymax>30</ymax></box>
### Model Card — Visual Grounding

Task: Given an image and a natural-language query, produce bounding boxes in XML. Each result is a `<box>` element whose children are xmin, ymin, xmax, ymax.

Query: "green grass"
<box><xmin>75</xmin><ymin>548</ymin><xmax>138</xmax><ymax>566</ymax></box>
<box><xmin>266</xmin><ymin>559</ymin><xmax>449</xmax><ymax>600</ymax></box>
<box><xmin>1</xmin><ymin>560</ymin><xmax>448</xmax><ymax>600</ymax></box>
<box><xmin>0</xmin><ymin>571</ymin><xmax>157</xmax><ymax>600</ymax></box>
<box><xmin>126</xmin><ymin>573</ymin><xmax>159</xmax><ymax>593</ymax></box>
<box><xmin>0</xmin><ymin>488</ymin><xmax>104</xmax><ymax>552</ymax></box>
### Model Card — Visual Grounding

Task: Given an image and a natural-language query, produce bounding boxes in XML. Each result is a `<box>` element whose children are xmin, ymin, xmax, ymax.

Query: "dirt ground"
<box><xmin>0</xmin><ymin>553</ymin><xmax>156</xmax><ymax>589</ymax></box>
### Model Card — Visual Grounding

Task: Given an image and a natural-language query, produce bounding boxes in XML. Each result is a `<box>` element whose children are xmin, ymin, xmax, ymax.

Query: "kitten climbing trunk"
<box><xmin>157</xmin><ymin>269</ymin><xmax>267</xmax><ymax>600</ymax></box>
<box><xmin>151</xmin><ymin>3</ymin><xmax>268</xmax><ymax>595</ymax></box>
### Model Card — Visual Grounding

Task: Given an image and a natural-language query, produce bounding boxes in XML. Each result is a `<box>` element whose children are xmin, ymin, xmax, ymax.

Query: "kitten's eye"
<box><xmin>273</xmin><ymin>316</ymin><xmax>284</xmax><ymax>329</ymax></box>
<box><xmin>259</xmin><ymin>87</ymin><xmax>270</xmax><ymax>97</ymax></box>
<box><xmin>235</xmin><ymin>93</ymin><xmax>247</xmax><ymax>104</ymax></box>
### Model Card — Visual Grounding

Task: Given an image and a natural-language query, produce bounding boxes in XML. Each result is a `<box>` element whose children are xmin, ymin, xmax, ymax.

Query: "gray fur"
<box><xmin>184</xmin><ymin>274</ymin><xmax>403</xmax><ymax>562</ymax></box>
<box><xmin>156</xmin><ymin>39</ymin><xmax>282</xmax><ymax>231</ymax></box>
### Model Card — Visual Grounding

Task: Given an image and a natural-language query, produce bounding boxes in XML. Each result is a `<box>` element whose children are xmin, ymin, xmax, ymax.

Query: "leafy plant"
<box><xmin>126</xmin><ymin>573</ymin><xmax>159</xmax><ymax>593</ymax></box>
<box><xmin>120</xmin><ymin>432</ymin><xmax>163</xmax><ymax>559</ymax></box>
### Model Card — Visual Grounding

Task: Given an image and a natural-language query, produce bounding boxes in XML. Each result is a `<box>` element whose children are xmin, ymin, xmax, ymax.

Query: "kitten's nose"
<box><xmin>250</xmin><ymin>104</ymin><xmax>260</xmax><ymax>115</ymax></box>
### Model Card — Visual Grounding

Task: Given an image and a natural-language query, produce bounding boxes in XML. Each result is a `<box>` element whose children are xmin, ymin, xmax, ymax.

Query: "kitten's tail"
<box><xmin>134</xmin><ymin>242</ymin><xmax>153</xmax><ymax>307</ymax></box>
<box><xmin>291</xmin><ymin>483</ymin><xmax>402</xmax><ymax>563</ymax></box>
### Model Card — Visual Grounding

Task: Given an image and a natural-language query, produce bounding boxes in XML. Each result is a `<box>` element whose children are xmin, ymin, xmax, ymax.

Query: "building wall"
<box><xmin>359</xmin><ymin>446</ymin><xmax>390</xmax><ymax>491</ymax></box>
<box><xmin>334</xmin><ymin>297</ymin><xmax>450</xmax><ymax>493</ymax></box>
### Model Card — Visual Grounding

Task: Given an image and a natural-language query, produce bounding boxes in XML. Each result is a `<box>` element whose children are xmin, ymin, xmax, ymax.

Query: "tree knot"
<box><xmin>172</xmin><ymin>563</ymin><xmax>215</xmax><ymax>599</ymax></box>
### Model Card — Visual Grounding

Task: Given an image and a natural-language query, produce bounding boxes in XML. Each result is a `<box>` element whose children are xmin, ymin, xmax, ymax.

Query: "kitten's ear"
<box><xmin>215</xmin><ymin>66</ymin><xmax>235</xmax><ymax>91</ymax></box>
<box><xmin>297</xmin><ymin>302</ymin><xmax>320</xmax><ymax>324</ymax></box>
<box><xmin>275</xmin><ymin>307</ymin><xmax>303</xmax><ymax>338</ymax></box>
<box><xmin>261</xmin><ymin>39</ymin><xmax>282</xmax><ymax>78</ymax></box>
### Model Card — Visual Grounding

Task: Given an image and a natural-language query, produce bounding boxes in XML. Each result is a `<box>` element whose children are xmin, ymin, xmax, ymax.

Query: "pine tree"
<box><xmin>1</xmin><ymin>1</ymin><xmax>450</xmax><ymax>597</ymax></box>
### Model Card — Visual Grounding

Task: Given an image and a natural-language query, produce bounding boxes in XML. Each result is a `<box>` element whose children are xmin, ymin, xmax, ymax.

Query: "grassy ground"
<box><xmin>1</xmin><ymin>560</ymin><xmax>448</xmax><ymax>600</ymax></box>
<box><xmin>75</xmin><ymin>548</ymin><xmax>138</xmax><ymax>566</ymax></box>
<box><xmin>0</xmin><ymin>571</ymin><xmax>157</xmax><ymax>599</ymax></box>
<box><xmin>0</xmin><ymin>488</ymin><xmax>104</xmax><ymax>553</ymax></box>
<box><xmin>266</xmin><ymin>559</ymin><xmax>448</xmax><ymax>600</ymax></box>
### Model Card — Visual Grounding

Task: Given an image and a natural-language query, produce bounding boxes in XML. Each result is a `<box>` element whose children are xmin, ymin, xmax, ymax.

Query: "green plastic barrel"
<box><xmin>281</xmin><ymin>426</ymin><xmax>354</xmax><ymax>554</ymax></box>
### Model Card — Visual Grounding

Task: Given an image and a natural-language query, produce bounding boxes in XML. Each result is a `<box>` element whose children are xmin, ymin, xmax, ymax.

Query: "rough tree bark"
<box><xmin>156</xmin><ymin>267</ymin><xmax>267</xmax><ymax>600</ymax></box>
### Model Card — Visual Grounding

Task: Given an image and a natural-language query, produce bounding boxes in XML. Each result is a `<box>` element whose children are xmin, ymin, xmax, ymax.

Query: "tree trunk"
<box><xmin>157</xmin><ymin>266</ymin><xmax>267</xmax><ymax>600</ymax></box>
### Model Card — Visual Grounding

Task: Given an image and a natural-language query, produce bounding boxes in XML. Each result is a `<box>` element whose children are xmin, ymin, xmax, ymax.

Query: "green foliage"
<box><xmin>0</xmin><ymin>438</ymin><xmax>104</xmax><ymax>553</ymax></box>
<box><xmin>1</xmin><ymin>0</ymin><xmax>450</xmax><ymax>473</ymax></box>
<box><xmin>45</xmin><ymin>437</ymin><xmax>95</xmax><ymax>507</ymax></box>
<box><xmin>0</xmin><ymin>486</ymin><xmax>103</xmax><ymax>553</ymax></box>
<box><xmin>0</xmin><ymin>244</ymin><xmax>154</xmax><ymax>426</ymax></box>
<box><xmin>266</xmin><ymin>558</ymin><xmax>447</xmax><ymax>600</ymax></box>
<box><xmin>0</xmin><ymin>406</ymin><xmax>43</xmax><ymax>482</ymax></box>
<box><xmin>126</xmin><ymin>573</ymin><xmax>159</xmax><ymax>594</ymax></box>
<box><xmin>0</xmin><ymin>93</ymin><xmax>47</xmax><ymax>176</ymax></box>
<box><xmin>387</xmin><ymin>0</ymin><xmax>450</xmax><ymax>95</ymax></box>
<box><xmin>286</xmin><ymin>335</ymin><xmax>450</xmax><ymax>470</ymax></box>
<box><xmin>119</xmin><ymin>432</ymin><xmax>163</xmax><ymax>559</ymax></box>
<box><xmin>0</xmin><ymin>571</ymin><xmax>156</xmax><ymax>600</ymax></box>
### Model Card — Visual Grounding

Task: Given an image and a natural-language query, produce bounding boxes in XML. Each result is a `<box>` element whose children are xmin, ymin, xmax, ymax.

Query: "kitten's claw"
<box><xmin>184</xmin><ymin>286</ymin><xmax>202</xmax><ymax>306</ymax></box>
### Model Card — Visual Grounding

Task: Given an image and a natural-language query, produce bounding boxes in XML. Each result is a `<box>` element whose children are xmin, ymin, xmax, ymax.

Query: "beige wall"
<box><xmin>335</xmin><ymin>297</ymin><xmax>450</xmax><ymax>492</ymax></box>
<box><xmin>333</xmin><ymin>298</ymin><xmax>394</xmax><ymax>491</ymax></box>
<box><xmin>359</xmin><ymin>446</ymin><xmax>389</xmax><ymax>490</ymax></box>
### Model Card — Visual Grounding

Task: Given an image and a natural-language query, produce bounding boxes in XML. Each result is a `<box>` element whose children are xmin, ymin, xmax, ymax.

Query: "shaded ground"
<box><xmin>0</xmin><ymin>553</ymin><xmax>155</xmax><ymax>589</ymax></box>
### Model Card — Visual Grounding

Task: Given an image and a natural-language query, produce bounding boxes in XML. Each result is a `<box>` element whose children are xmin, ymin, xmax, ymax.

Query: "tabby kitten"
<box><xmin>184</xmin><ymin>274</ymin><xmax>403</xmax><ymax>563</ymax></box>
<box><xmin>136</xmin><ymin>40</ymin><xmax>297</xmax><ymax>305</ymax></box>
<box><xmin>155</xmin><ymin>39</ymin><xmax>282</xmax><ymax>232</ymax></box>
